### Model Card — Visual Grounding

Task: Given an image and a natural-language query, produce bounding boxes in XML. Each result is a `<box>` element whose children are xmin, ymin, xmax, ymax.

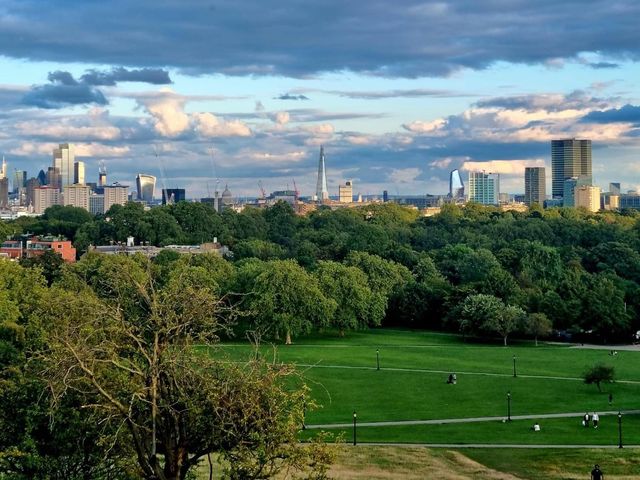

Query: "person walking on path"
<box><xmin>583</xmin><ymin>413</ymin><xmax>590</xmax><ymax>427</ymax></box>
<box><xmin>592</xmin><ymin>412</ymin><xmax>600</xmax><ymax>428</ymax></box>
<box><xmin>591</xmin><ymin>464</ymin><xmax>604</xmax><ymax>480</ymax></box>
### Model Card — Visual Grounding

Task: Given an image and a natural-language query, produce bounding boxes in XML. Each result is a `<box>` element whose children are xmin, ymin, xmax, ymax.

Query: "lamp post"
<box><xmin>353</xmin><ymin>411</ymin><xmax>357</xmax><ymax>446</ymax></box>
<box><xmin>618</xmin><ymin>412</ymin><xmax>623</xmax><ymax>449</ymax></box>
<box><xmin>512</xmin><ymin>355</ymin><xmax>517</xmax><ymax>378</ymax></box>
<box><xmin>507</xmin><ymin>391</ymin><xmax>512</xmax><ymax>421</ymax></box>
<box><xmin>376</xmin><ymin>349</ymin><xmax>380</xmax><ymax>371</ymax></box>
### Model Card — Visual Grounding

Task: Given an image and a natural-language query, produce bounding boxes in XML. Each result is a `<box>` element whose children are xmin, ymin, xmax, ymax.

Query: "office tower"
<box><xmin>136</xmin><ymin>174</ymin><xmax>156</xmax><ymax>202</ymax></box>
<box><xmin>0</xmin><ymin>178</ymin><xmax>8</xmax><ymax>208</ymax></box>
<box><xmin>98</xmin><ymin>162</ymin><xmax>107</xmax><ymax>187</ymax></box>
<box><xmin>73</xmin><ymin>161</ymin><xmax>85</xmax><ymax>184</ymax></box>
<box><xmin>609</xmin><ymin>183</ymin><xmax>621</xmax><ymax>196</ymax></box>
<box><xmin>575</xmin><ymin>185</ymin><xmax>601</xmax><ymax>212</ymax></box>
<box><xmin>25</xmin><ymin>177</ymin><xmax>40</xmax><ymax>207</ymax></box>
<box><xmin>89</xmin><ymin>193</ymin><xmax>105</xmax><ymax>215</ymax></box>
<box><xmin>383</xmin><ymin>190</ymin><xmax>388</xmax><ymax>202</ymax></box>
<box><xmin>37</xmin><ymin>169</ymin><xmax>47</xmax><ymax>186</ymax></box>
<box><xmin>103</xmin><ymin>183</ymin><xmax>129</xmax><ymax>213</ymax></box>
<box><xmin>63</xmin><ymin>184</ymin><xmax>91</xmax><ymax>211</ymax></box>
<box><xmin>524</xmin><ymin>167</ymin><xmax>546</xmax><ymax>206</ymax></box>
<box><xmin>339</xmin><ymin>180</ymin><xmax>353</xmax><ymax>203</ymax></box>
<box><xmin>53</xmin><ymin>143</ymin><xmax>75</xmax><ymax>189</ymax></box>
<box><xmin>468</xmin><ymin>171</ymin><xmax>499</xmax><ymax>205</ymax></box>
<box><xmin>33</xmin><ymin>186</ymin><xmax>62</xmax><ymax>214</ymax></box>
<box><xmin>563</xmin><ymin>175</ymin><xmax>591</xmax><ymax>207</ymax></box>
<box><xmin>46</xmin><ymin>166</ymin><xmax>61</xmax><ymax>189</ymax></box>
<box><xmin>449</xmin><ymin>169</ymin><xmax>465</xmax><ymax>199</ymax></box>
<box><xmin>551</xmin><ymin>139</ymin><xmax>592</xmax><ymax>199</ymax></box>
<box><xmin>13</xmin><ymin>170</ymin><xmax>26</xmax><ymax>193</ymax></box>
<box><xmin>315</xmin><ymin>146</ymin><xmax>329</xmax><ymax>202</ymax></box>
<box><xmin>0</xmin><ymin>156</ymin><xmax>6</xmax><ymax>180</ymax></box>
<box><xmin>162</xmin><ymin>188</ymin><xmax>186</xmax><ymax>205</ymax></box>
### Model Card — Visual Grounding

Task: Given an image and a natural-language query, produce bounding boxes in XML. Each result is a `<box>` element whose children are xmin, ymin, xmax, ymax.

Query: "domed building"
<box><xmin>221</xmin><ymin>184</ymin><xmax>234</xmax><ymax>207</ymax></box>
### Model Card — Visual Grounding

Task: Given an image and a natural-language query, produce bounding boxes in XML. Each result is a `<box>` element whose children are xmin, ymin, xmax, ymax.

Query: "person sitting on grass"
<box><xmin>531</xmin><ymin>422</ymin><xmax>540</xmax><ymax>432</ymax></box>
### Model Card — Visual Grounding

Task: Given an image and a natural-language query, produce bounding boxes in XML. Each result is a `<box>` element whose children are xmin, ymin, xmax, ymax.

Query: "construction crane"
<box><xmin>258</xmin><ymin>180</ymin><xmax>266</xmax><ymax>199</ymax></box>
<box><xmin>292</xmin><ymin>178</ymin><xmax>299</xmax><ymax>201</ymax></box>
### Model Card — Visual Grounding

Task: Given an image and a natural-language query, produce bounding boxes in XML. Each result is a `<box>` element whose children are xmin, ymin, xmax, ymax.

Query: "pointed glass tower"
<box><xmin>315</xmin><ymin>146</ymin><xmax>329</xmax><ymax>202</ymax></box>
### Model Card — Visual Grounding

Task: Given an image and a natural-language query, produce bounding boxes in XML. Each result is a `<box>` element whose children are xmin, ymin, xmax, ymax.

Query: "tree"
<box><xmin>19</xmin><ymin>248</ymin><xmax>65</xmax><ymax>285</ymax></box>
<box><xmin>39</xmin><ymin>261</ymin><xmax>329</xmax><ymax>480</ymax></box>
<box><xmin>457</xmin><ymin>294</ymin><xmax>504</xmax><ymax>338</ymax></box>
<box><xmin>315</xmin><ymin>261</ymin><xmax>384</xmax><ymax>335</ymax></box>
<box><xmin>484</xmin><ymin>304</ymin><xmax>525</xmax><ymax>346</ymax></box>
<box><xmin>584</xmin><ymin>363</ymin><xmax>615</xmax><ymax>392</ymax></box>
<box><xmin>523</xmin><ymin>312</ymin><xmax>552</xmax><ymax>346</ymax></box>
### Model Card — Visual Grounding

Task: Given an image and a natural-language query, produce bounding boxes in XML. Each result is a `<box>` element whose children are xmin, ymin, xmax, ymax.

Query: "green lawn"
<box><xmin>206</xmin><ymin>329</ymin><xmax>640</xmax><ymax>445</ymax></box>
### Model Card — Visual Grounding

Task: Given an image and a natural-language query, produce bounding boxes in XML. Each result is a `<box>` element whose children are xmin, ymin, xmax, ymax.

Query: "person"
<box><xmin>592</xmin><ymin>412</ymin><xmax>599</xmax><ymax>428</ymax></box>
<box><xmin>452</xmin><ymin>373</ymin><xmax>457</xmax><ymax>384</ymax></box>
<box><xmin>532</xmin><ymin>422</ymin><xmax>540</xmax><ymax>432</ymax></box>
<box><xmin>583</xmin><ymin>413</ymin><xmax>590</xmax><ymax>427</ymax></box>
<box><xmin>608</xmin><ymin>393</ymin><xmax>613</xmax><ymax>406</ymax></box>
<box><xmin>447</xmin><ymin>373</ymin><xmax>454</xmax><ymax>384</ymax></box>
<box><xmin>591</xmin><ymin>464</ymin><xmax>604</xmax><ymax>480</ymax></box>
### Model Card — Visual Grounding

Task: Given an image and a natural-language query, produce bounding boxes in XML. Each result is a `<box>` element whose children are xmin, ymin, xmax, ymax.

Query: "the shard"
<box><xmin>315</xmin><ymin>146</ymin><xmax>329</xmax><ymax>201</ymax></box>
<box><xmin>449</xmin><ymin>169</ymin><xmax>464</xmax><ymax>199</ymax></box>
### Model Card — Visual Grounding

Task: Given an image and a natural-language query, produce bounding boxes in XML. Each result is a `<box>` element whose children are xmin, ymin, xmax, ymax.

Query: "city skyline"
<box><xmin>0</xmin><ymin>2</ymin><xmax>640</xmax><ymax>197</ymax></box>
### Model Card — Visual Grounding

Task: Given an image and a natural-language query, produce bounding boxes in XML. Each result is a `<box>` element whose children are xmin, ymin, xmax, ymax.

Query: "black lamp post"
<box><xmin>513</xmin><ymin>355</ymin><xmax>517</xmax><ymax>378</ymax></box>
<box><xmin>618</xmin><ymin>412</ymin><xmax>623</xmax><ymax>449</ymax></box>
<box><xmin>376</xmin><ymin>349</ymin><xmax>380</xmax><ymax>371</ymax></box>
<box><xmin>353</xmin><ymin>411</ymin><xmax>357</xmax><ymax>446</ymax></box>
<box><xmin>507</xmin><ymin>391</ymin><xmax>512</xmax><ymax>421</ymax></box>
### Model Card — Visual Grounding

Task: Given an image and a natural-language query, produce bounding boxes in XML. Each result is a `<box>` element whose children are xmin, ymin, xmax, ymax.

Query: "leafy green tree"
<box><xmin>584</xmin><ymin>363</ymin><xmax>615</xmax><ymax>392</ymax></box>
<box><xmin>265</xmin><ymin>201</ymin><xmax>297</xmax><ymax>247</ymax></box>
<box><xmin>234</xmin><ymin>239</ymin><xmax>286</xmax><ymax>261</ymax></box>
<box><xmin>457</xmin><ymin>294</ymin><xmax>504</xmax><ymax>338</ymax></box>
<box><xmin>523</xmin><ymin>312</ymin><xmax>553</xmax><ymax>346</ymax></box>
<box><xmin>315</xmin><ymin>261</ymin><xmax>384</xmax><ymax>335</ymax></box>
<box><xmin>484</xmin><ymin>304</ymin><xmax>525</xmax><ymax>346</ymax></box>
<box><xmin>19</xmin><ymin>248</ymin><xmax>65</xmax><ymax>285</ymax></box>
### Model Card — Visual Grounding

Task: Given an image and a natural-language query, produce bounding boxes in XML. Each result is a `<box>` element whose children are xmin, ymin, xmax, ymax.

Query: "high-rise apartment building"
<box><xmin>315</xmin><ymin>146</ymin><xmax>329</xmax><ymax>202</ymax></box>
<box><xmin>468</xmin><ymin>171</ymin><xmax>499</xmax><ymax>205</ymax></box>
<box><xmin>551</xmin><ymin>139</ymin><xmax>592</xmax><ymax>199</ymax></box>
<box><xmin>74</xmin><ymin>161</ymin><xmax>85</xmax><ymax>185</ymax></box>
<box><xmin>524</xmin><ymin>167</ymin><xmax>546</xmax><ymax>206</ymax></box>
<box><xmin>136</xmin><ymin>174</ymin><xmax>156</xmax><ymax>202</ymax></box>
<box><xmin>0</xmin><ymin>178</ymin><xmax>9</xmax><ymax>208</ymax></box>
<box><xmin>339</xmin><ymin>180</ymin><xmax>353</xmax><ymax>203</ymax></box>
<box><xmin>53</xmin><ymin>143</ymin><xmax>75</xmax><ymax>189</ymax></box>
<box><xmin>103</xmin><ymin>183</ymin><xmax>129</xmax><ymax>213</ymax></box>
<box><xmin>575</xmin><ymin>185</ymin><xmax>601</xmax><ymax>212</ymax></box>
<box><xmin>34</xmin><ymin>186</ymin><xmax>62</xmax><ymax>214</ymax></box>
<box><xmin>64</xmin><ymin>184</ymin><xmax>91</xmax><ymax>211</ymax></box>
<box><xmin>25</xmin><ymin>177</ymin><xmax>40</xmax><ymax>207</ymax></box>
<box><xmin>449</xmin><ymin>169</ymin><xmax>465</xmax><ymax>199</ymax></box>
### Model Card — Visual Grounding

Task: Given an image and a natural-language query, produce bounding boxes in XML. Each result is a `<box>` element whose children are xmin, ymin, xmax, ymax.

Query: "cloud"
<box><xmin>389</xmin><ymin>167</ymin><xmax>422</xmax><ymax>184</ymax></box>
<box><xmin>193</xmin><ymin>112</ymin><xmax>252</xmax><ymax>137</ymax></box>
<box><xmin>272</xmin><ymin>111</ymin><xmax>290</xmax><ymax>125</ymax></box>
<box><xmin>581</xmin><ymin>104</ymin><xmax>640</xmax><ymax>124</ymax></box>
<box><xmin>80</xmin><ymin>67</ymin><xmax>172</xmax><ymax>86</ymax></box>
<box><xmin>403</xmin><ymin>118</ymin><xmax>447</xmax><ymax>134</ymax></box>
<box><xmin>461</xmin><ymin>159</ymin><xmax>546</xmax><ymax>175</ymax></box>
<box><xmin>22</xmin><ymin>83</ymin><xmax>107</xmax><ymax>109</ymax></box>
<box><xmin>588</xmin><ymin>62</ymin><xmax>620</xmax><ymax>69</ymax></box>
<box><xmin>321</xmin><ymin>88</ymin><xmax>473</xmax><ymax>99</ymax></box>
<box><xmin>137</xmin><ymin>90</ymin><xmax>190</xmax><ymax>136</ymax></box>
<box><xmin>2</xmin><ymin>1</ymin><xmax>640</xmax><ymax>77</ymax></box>
<box><xmin>275</xmin><ymin>93</ymin><xmax>309</xmax><ymax>100</ymax></box>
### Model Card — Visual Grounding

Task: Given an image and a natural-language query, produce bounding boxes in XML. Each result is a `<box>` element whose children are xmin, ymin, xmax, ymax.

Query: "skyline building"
<box><xmin>575</xmin><ymin>185</ymin><xmax>601</xmax><ymax>212</ymax></box>
<box><xmin>25</xmin><ymin>177</ymin><xmax>40</xmax><ymax>207</ymax></box>
<box><xmin>136</xmin><ymin>174</ymin><xmax>156</xmax><ymax>202</ymax></box>
<box><xmin>63</xmin><ymin>184</ymin><xmax>91</xmax><ymax>211</ymax></box>
<box><xmin>315</xmin><ymin>146</ymin><xmax>329</xmax><ymax>202</ymax></box>
<box><xmin>33</xmin><ymin>186</ymin><xmax>61</xmax><ymax>214</ymax></box>
<box><xmin>0</xmin><ymin>178</ymin><xmax>8</xmax><ymax>208</ymax></box>
<box><xmin>13</xmin><ymin>170</ymin><xmax>26</xmax><ymax>193</ymax></box>
<box><xmin>53</xmin><ymin>143</ymin><xmax>75</xmax><ymax>189</ymax></box>
<box><xmin>551</xmin><ymin>139</ymin><xmax>592</xmax><ymax>199</ymax></box>
<box><xmin>162</xmin><ymin>188</ymin><xmax>186</xmax><ymax>205</ymax></box>
<box><xmin>524</xmin><ymin>167</ymin><xmax>546</xmax><ymax>206</ymax></box>
<box><xmin>103</xmin><ymin>183</ymin><xmax>129</xmax><ymax>213</ymax></box>
<box><xmin>468</xmin><ymin>171</ymin><xmax>499</xmax><ymax>205</ymax></box>
<box><xmin>74</xmin><ymin>161</ymin><xmax>85</xmax><ymax>185</ymax></box>
<box><xmin>339</xmin><ymin>180</ymin><xmax>353</xmax><ymax>203</ymax></box>
<box><xmin>98</xmin><ymin>162</ymin><xmax>107</xmax><ymax>187</ymax></box>
<box><xmin>563</xmin><ymin>175</ymin><xmax>592</xmax><ymax>207</ymax></box>
<box><xmin>449</xmin><ymin>169</ymin><xmax>465</xmax><ymax>199</ymax></box>
<box><xmin>0</xmin><ymin>156</ymin><xmax>7</xmax><ymax>180</ymax></box>
<box><xmin>609</xmin><ymin>182</ymin><xmax>621</xmax><ymax>195</ymax></box>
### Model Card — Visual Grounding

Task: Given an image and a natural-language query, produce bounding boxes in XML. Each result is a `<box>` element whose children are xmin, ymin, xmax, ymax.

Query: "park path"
<box><xmin>352</xmin><ymin>442</ymin><xmax>640</xmax><ymax>448</ymax></box>
<box><xmin>293</xmin><ymin>362</ymin><xmax>640</xmax><ymax>384</ymax></box>
<box><xmin>306</xmin><ymin>409</ymin><xmax>640</xmax><ymax>429</ymax></box>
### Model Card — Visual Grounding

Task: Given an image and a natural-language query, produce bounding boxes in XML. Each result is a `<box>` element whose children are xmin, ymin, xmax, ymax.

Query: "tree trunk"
<box><xmin>285</xmin><ymin>330</ymin><xmax>292</xmax><ymax>345</ymax></box>
<box><xmin>503</xmin><ymin>336</ymin><xmax>507</xmax><ymax>346</ymax></box>
<box><xmin>535</xmin><ymin>335</ymin><xmax>538</xmax><ymax>346</ymax></box>
<box><xmin>339</xmin><ymin>329</ymin><xmax>345</xmax><ymax>337</ymax></box>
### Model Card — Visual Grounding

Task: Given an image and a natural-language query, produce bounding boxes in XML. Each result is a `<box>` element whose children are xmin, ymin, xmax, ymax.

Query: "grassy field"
<box><xmin>202</xmin><ymin>329</ymin><xmax>640</xmax><ymax>477</ymax></box>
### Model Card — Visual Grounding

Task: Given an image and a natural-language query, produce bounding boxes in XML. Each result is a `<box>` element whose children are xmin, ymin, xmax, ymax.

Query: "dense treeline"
<box><xmin>4</xmin><ymin>200</ymin><xmax>640</xmax><ymax>342</ymax></box>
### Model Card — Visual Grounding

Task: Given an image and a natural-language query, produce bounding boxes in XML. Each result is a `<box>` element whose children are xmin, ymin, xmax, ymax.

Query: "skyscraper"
<box><xmin>609</xmin><ymin>182</ymin><xmax>621</xmax><ymax>195</ymax></box>
<box><xmin>98</xmin><ymin>161</ymin><xmax>107</xmax><ymax>187</ymax></box>
<box><xmin>0</xmin><ymin>156</ymin><xmax>7</xmax><ymax>180</ymax></box>
<box><xmin>315</xmin><ymin>146</ymin><xmax>329</xmax><ymax>202</ymax></box>
<box><xmin>13</xmin><ymin>170</ymin><xmax>26</xmax><ymax>193</ymax></box>
<box><xmin>74</xmin><ymin>161</ymin><xmax>85</xmax><ymax>184</ymax></box>
<box><xmin>136</xmin><ymin>174</ymin><xmax>156</xmax><ymax>202</ymax></box>
<box><xmin>449</xmin><ymin>169</ymin><xmax>465</xmax><ymax>199</ymax></box>
<box><xmin>53</xmin><ymin>143</ymin><xmax>75</xmax><ymax>189</ymax></box>
<box><xmin>0</xmin><ymin>178</ymin><xmax>8</xmax><ymax>208</ymax></box>
<box><xmin>468</xmin><ymin>171</ymin><xmax>499</xmax><ymax>205</ymax></box>
<box><xmin>551</xmin><ymin>139</ymin><xmax>592</xmax><ymax>199</ymax></box>
<box><xmin>524</xmin><ymin>167</ymin><xmax>546</xmax><ymax>206</ymax></box>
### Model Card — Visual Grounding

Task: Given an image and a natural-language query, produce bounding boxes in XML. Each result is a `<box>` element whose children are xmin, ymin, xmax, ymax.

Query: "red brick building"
<box><xmin>0</xmin><ymin>236</ymin><xmax>76</xmax><ymax>263</ymax></box>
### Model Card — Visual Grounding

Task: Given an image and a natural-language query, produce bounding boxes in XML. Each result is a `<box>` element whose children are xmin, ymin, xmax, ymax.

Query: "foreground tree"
<box><xmin>39</xmin><ymin>260</ymin><xmax>329</xmax><ymax>480</ymax></box>
<box><xmin>584</xmin><ymin>363</ymin><xmax>615</xmax><ymax>392</ymax></box>
<box><xmin>523</xmin><ymin>312</ymin><xmax>553</xmax><ymax>346</ymax></box>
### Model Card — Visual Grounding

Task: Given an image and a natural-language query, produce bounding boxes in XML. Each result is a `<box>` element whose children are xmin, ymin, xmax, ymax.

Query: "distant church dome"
<box><xmin>221</xmin><ymin>184</ymin><xmax>233</xmax><ymax>205</ymax></box>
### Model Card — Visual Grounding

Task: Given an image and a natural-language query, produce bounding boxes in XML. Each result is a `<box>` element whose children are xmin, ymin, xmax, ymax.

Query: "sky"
<box><xmin>1</xmin><ymin>0</ymin><xmax>640</xmax><ymax>198</ymax></box>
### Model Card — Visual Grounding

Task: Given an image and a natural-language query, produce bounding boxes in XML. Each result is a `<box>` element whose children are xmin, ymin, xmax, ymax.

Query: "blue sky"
<box><xmin>1</xmin><ymin>0</ymin><xmax>640</xmax><ymax>198</ymax></box>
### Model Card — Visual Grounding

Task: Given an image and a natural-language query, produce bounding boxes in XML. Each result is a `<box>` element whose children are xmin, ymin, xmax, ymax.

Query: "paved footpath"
<box><xmin>306</xmin><ymin>409</ymin><xmax>640</xmax><ymax>429</ymax></box>
<box><xmin>352</xmin><ymin>442</ymin><xmax>640</xmax><ymax>449</ymax></box>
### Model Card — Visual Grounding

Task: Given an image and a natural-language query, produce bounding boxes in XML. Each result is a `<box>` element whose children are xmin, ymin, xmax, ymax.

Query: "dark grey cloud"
<box><xmin>22</xmin><ymin>83</ymin><xmax>108</xmax><ymax>109</ymax></box>
<box><xmin>581</xmin><ymin>104</ymin><xmax>640</xmax><ymax>123</ymax></box>
<box><xmin>0</xmin><ymin>1</ymin><xmax>639</xmax><ymax>77</ymax></box>
<box><xmin>80</xmin><ymin>67</ymin><xmax>172</xmax><ymax>86</ymax></box>
<box><xmin>476</xmin><ymin>91</ymin><xmax>614</xmax><ymax>112</ymax></box>
<box><xmin>589</xmin><ymin>62</ymin><xmax>620</xmax><ymax>69</ymax></box>
<box><xmin>275</xmin><ymin>93</ymin><xmax>309</xmax><ymax>101</ymax></box>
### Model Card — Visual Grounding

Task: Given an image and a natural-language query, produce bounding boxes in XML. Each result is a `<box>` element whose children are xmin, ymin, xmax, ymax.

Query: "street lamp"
<box><xmin>513</xmin><ymin>355</ymin><xmax>517</xmax><ymax>378</ymax></box>
<box><xmin>353</xmin><ymin>411</ymin><xmax>357</xmax><ymax>446</ymax></box>
<box><xmin>618</xmin><ymin>412</ymin><xmax>623</xmax><ymax>449</ymax></box>
<box><xmin>376</xmin><ymin>349</ymin><xmax>380</xmax><ymax>371</ymax></box>
<box><xmin>507</xmin><ymin>391</ymin><xmax>512</xmax><ymax>421</ymax></box>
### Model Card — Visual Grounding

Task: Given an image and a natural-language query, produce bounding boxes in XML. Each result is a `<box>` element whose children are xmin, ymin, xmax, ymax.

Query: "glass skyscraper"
<box><xmin>524</xmin><ymin>167</ymin><xmax>546</xmax><ymax>206</ymax></box>
<box><xmin>551</xmin><ymin>139</ymin><xmax>592</xmax><ymax>199</ymax></box>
